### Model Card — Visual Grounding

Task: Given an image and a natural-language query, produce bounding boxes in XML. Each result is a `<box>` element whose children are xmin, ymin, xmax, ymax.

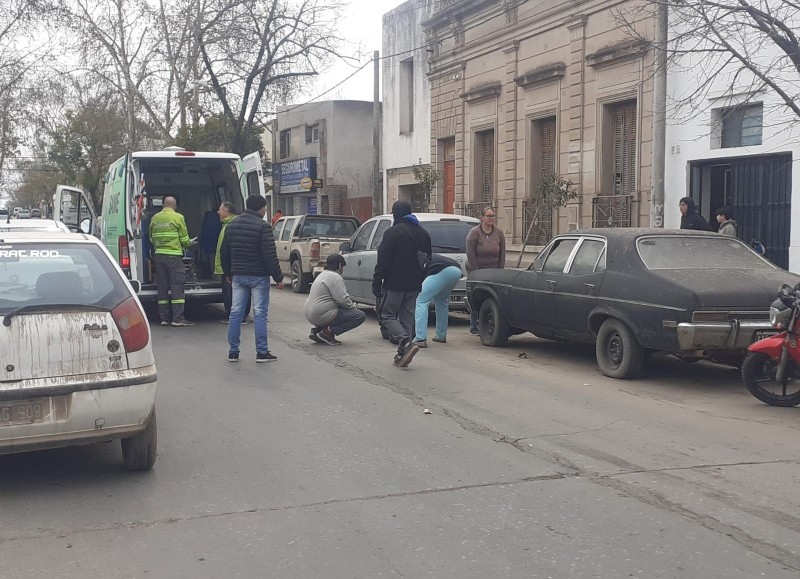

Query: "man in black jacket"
<box><xmin>221</xmin><ymin>195</ymin><xmax>284</xmax><ymax>363</ymax></box>
<box><xmin>372</xmin><ymin>200</ymin><xmax>432</xmax><ymax>367</ymax></box>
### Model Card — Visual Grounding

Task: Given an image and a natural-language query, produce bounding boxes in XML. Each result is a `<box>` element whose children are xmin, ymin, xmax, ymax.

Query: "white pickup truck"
<box><xmin>271</xmin><ymin>214</ymin><xmax>361</xmax><ymax>293</ymax></box>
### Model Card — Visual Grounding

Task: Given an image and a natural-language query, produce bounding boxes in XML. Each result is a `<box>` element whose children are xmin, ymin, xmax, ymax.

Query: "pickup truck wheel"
<box><xmin>596</xmin><ymin>319</ymin><xmax>644</xmax><ymax>379</ymax></box>
<box><xmin>479</xmin><ymin>298</ymin><xmax>509</xmax><ymax>347</ymax></box>
<box><xmin>121</xmin><ymin>410</ymin><xmax>157</xmax><ymax>471</ymax></box>
<box><xmin>290</xmin><ymin>261</ymin><xmax>311</xmax><ymax>293</ymax></box>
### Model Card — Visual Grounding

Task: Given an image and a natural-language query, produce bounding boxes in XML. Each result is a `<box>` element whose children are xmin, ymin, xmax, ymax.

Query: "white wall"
<box><xmin>381</xmin><ymin>0</ymin><xmax>435</xmax><ymax>206</ymax></box>
<box><xmin>664</xmin><ymin>14</ymin><xmax>800</xmax><ymax>271</ymax></box>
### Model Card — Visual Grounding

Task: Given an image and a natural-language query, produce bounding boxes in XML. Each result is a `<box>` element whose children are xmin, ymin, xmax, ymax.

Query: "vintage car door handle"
<box><xmin>584</xmin><ymin>283</ymin><xmax>595</xmax><ymax>293</ymax></box>
<box><xmin>547</xmin><ymin>279</ymin><xmax>557</xmax><ymax>290</ymax></box>
<box><xmin>358</xmin><ymin>259</ymin><xmax>362</xmax><ymax>266</ymax></box>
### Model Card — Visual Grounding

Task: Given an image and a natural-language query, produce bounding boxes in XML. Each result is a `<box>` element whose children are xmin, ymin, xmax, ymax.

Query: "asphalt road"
<box><xmin>1</xmin><ymin>287</ymin><xmax>799</xmax><ymax>578</ymax></box>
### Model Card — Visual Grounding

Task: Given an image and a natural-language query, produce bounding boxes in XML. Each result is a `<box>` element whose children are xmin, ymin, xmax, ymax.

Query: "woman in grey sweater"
<box><xmin>466</xmin><ymin>207</ymin><xmax>506</xmax><ymax>334</ymax></box>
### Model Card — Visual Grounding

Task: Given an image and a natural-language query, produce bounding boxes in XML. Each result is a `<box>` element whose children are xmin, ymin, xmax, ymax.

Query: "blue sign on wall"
<box><xmin>275</xmin><ymin>157</ymin><xmax>317</xmax><ymax>194</ymax></box>
<box><xmin>307</xmin><ymin>197</ymin><xmax>318</xmax><ymax>215</ymax></box>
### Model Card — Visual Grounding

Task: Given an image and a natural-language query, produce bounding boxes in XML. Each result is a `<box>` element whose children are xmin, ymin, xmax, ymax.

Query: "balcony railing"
<box><xmin>522</xmin><ymin>200</ymin><xmax>553</xmax><ymax>245</ymax></box>
<box><xmin>592</xmin><ymin>195</ymin><xmax>633</xmax><ymax>228</ymax></box>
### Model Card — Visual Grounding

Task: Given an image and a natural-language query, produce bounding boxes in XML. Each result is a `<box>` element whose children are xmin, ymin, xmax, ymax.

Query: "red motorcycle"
<box><xmin>742</xmin><ymin>283</ymin><xmax>800</xmax><ymax>406</ymax></box>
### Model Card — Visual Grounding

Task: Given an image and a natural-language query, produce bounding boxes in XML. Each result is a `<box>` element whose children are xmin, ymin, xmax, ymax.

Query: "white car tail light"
<box><xmin>112</xmin><ymin>297</ymin><xmax>150</xmax><ymax>353</ymax></box>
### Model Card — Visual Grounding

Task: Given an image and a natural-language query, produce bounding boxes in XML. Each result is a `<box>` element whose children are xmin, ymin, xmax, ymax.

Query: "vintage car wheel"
<box><xmin>479</xmin><ymin>298</ymin><xmax>509</xmax><ymax>347</ymax></box>
<box><xmin>596</xmin><ymin>319</ymin><xmax>644</xmax><ymax>379</ymax></box>
<box><xmin>741</xmin><ymin>352</ymin><xmax>800</xmax><ymax>407</ymax></box>
<box><xmin>290</xmin><ymin>261</ymin><xmax>311</xmax><ymax>293</ymax></box>
<box><xmin>121</xmin><ymin>410</ymin><xmax>157</xmax><ymax>471</ymax></box>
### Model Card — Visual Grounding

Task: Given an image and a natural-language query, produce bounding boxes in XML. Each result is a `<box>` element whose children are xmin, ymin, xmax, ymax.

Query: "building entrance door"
<box><xmin>443</xmin><ymin>160</ymin><xmax>455</xmax><ymax>214</ymax></box>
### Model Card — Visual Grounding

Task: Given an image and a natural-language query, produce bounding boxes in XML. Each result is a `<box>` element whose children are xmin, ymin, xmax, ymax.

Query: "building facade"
<box><xmin>271</xmin><ymin>100</ymin><xmax>376</xmax><ymax>222</ymax></box>
<box><xmin>382</xmin><ymin>0</ymin><xmax>436</xmax><ymax>213</ymax></box>
<box><xmin>423</xmin><ymin>0</ymin><xmax>656</xmax><ymax>245</ymax></box>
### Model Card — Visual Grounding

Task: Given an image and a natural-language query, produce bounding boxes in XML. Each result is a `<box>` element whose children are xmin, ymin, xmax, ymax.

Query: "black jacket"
<box><xmin>680</xmin><ymin>198</ymin><xmax>711</xmax><ymax>231</ymax></box>
<box><xmin>220</xmin><ymin>209</ymin><xmax>282</xmax><ymax>282</ymax></box>
<box><xmin>427</xmin><ymin>254</ymin><xmax>460</xmax><ymax>277</ymax></box>
<box><xmin>372</xmin><ymin>219</ymin><xmax>432</xmax><ymax>295</ymax></box>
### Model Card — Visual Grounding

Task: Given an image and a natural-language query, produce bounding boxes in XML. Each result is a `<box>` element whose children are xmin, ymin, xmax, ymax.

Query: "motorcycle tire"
<box><xmin>741</xmin><ymin>351</ymin><xmax>800</xmax><ymax>407</ymax></box>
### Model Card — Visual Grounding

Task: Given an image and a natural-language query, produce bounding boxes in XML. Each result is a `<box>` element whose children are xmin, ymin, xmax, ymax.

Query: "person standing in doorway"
<box><xmin>412</xmin><ymin>254</ymin><xmax>462</xmax><ymax>347</ymax></box>
<box><xmin>679</xmin><ymin>197</ymin><xmax>711</xmax><ymax>231</ymax></box>
<box><xmin>305</xmin><ymin>253</ymin><xmax>366</xmax><ymax>345</ymax></box>
<box><xmin>372</xmin><ymin>200</ymin><xmax>432</xmax><ymax>367</ymax></box>
<box><xmin>221</xmin><ymin>195</ymin><xmax>284</xmax><ymax>363</ymax></box>
<box><xmin>466</xmin><ymin>206</ymin><xmax>506</xmax><ymax>335</ymax></box>
<box><xmin>715</xmin><ymin>206</ymin><xmax>738</xmax><ymax>237</ymax></box>
<box><xmin>149</xmin><ymin>196</ymin><xmax>195</xmax><ymax>326</ymax></box>
<box><xmin>214</xmin><ymin>202</ymin><xmax>251</xmax><ymax>323</ymax></box>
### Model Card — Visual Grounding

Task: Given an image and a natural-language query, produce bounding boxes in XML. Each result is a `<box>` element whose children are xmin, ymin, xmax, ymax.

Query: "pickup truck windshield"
<box><xmin>299</xmin><ymin>218</ymin><xmax>358</xmax><ymax>238</ymax></box>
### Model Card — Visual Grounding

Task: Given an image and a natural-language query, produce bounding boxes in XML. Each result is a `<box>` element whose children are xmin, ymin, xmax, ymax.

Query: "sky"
<box><xmin>310</xmin><ymin>0</ymin><xmax>405</xmax><ymax>103</ymax></box>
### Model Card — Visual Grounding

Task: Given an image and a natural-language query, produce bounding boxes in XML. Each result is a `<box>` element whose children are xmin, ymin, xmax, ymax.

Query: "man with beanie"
<box><xmin>372</xmin><ymin>200</ymin><xmax>432</xmax><ymax>367</ymax></box>
<box><xmin>304</xmin><ymin>253</ymin><xmax>366</xmax><ymax>345</ymax></box>
<box><xmin>221</xmin><ymin>195</ymin><xmax>284</xmax><ymax>363</ymax></box>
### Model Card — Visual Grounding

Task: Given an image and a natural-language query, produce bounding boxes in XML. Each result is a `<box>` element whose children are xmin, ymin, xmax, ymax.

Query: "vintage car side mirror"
<box><xmin>339</xmin><ymin>241</ymin><xmax>351</xmax><ymax>253</ymax></box>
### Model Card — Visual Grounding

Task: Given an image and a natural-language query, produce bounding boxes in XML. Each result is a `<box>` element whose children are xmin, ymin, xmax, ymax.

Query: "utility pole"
<box><xmin>372</xmin><ymin>50</ymin><xmax>382</xmax><ymax>216</ymax></box>
<box><xmin>651</xmin><ymin>1</ymin><xmax>668</xmax><ymax>228</ymax></box>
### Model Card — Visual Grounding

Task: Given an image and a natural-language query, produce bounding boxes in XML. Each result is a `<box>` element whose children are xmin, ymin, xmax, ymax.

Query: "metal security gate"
<box><xmin>730</xmin><ymin>154</ymin><xmax>792</xmax><ymax>269</ymax></box>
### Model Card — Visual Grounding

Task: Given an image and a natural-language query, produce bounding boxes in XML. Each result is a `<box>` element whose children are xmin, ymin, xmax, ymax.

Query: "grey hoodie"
<box><xmin>303</xmin><ymin>270</ymin><xmax>356</xmax><ymax>326</ymax></box>
<box><xmin>718</xmin><ymin>220</ymin><xmax>738</xmax><ymax>237</ymax></box>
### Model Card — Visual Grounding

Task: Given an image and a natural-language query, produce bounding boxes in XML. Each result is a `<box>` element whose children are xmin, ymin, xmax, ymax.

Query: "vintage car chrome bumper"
<box><xmin>675</xmin><ymin>320</ymin><xmax>774</xmax><ymax>350</ymax></box>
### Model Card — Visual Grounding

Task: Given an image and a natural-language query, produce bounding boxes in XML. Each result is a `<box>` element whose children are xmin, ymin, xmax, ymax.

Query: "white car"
<box><xmin>0</xmin><ymin>218</ymin><xmax>71</xmax><ymax>233</ymax></box>
<box><xmin>339</xmin><ymin>212</ymin><xmax>480</xmax><ymax>311</ymax></box>
<box><xmin>0</xmin><ymin>232</ymin><xmax>158</xmax><ymax>470</ymax></box>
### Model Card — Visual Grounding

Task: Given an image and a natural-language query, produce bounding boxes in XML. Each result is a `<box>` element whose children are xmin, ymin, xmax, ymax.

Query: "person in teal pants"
<box><xmin>412</xmin><ymin>254</ymin><xmax>463</xmax><ymax>347</ymax></box>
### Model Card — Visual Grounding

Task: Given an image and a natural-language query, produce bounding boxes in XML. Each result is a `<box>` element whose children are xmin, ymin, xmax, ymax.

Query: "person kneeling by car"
<box><xmin>304</xmin><ymin>253</ymin><xmax>366</xmax><ymax>345</ymax></box>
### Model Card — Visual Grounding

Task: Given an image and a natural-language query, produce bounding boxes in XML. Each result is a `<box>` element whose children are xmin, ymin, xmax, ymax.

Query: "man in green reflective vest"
<box><xmin>149</xmin><ymin>196</ymin><xmax>195</xmax><ymax>326</ymax></box>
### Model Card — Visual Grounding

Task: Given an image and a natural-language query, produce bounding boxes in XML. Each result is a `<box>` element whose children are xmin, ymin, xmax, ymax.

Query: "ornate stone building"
<box><xmin>423</xmin><ymin>0</ymin><xmax>655</xmax><ymax>245</ymax></box>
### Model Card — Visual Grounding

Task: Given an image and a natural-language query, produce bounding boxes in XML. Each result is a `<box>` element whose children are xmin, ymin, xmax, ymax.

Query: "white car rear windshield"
<box><xmin>637</xmin><ymin>236</ymin><xmax>774</xmax><ymax>270</ymax></box>
<box><xmin>0</xmin><ymin>243</ymin><xmax>131</xmax><ymax>313</ymax></box>
<box><xmin>422</xmin><ymin>221</ymin><xmax>476</xmax><ymax>253</ymax></box>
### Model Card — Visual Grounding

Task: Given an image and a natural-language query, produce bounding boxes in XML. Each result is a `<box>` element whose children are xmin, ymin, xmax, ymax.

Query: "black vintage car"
<box><xmin>466</xmin><ymin>228</ymin><xmax>800</xmax><ymax>379</ymax></box>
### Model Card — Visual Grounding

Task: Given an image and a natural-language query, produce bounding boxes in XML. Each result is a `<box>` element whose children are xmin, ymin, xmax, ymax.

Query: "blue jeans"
<box><xmin>415</xmin><ymin>266</ymin><xmax>462</xmax><ymax>342</ymax></box>
<box><xmin>329</xmin><ymin>307</ymin><xmax>366</xmax><ymax>335</ymax></box>
<box><xmin>228</xmin><ymin>275</ymin><xmax>270</xmax><ymax>354</ymax></box>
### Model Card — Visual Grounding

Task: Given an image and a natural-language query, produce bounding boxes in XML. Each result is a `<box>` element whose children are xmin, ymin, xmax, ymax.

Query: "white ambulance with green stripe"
<box><xmin>55</xmin><ymin>147</ymin><xmax>265</xmax><ymax>303</ymax></box>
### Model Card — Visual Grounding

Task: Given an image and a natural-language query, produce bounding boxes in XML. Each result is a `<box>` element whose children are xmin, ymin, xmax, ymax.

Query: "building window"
<box><xmin>603</xmin><ymin>101</ymin><xmax>637</xmax><ymax>196</ymax></box>
<box><xmin>530</xmin><ymin>116</ymin><xmax>557</xmax><ymax>196</ymax></box>
<box><xmin>399</xmin><ymin>58</ymin><xmax>414</xmax><ymax>134</ymax></box>
<box><xmin>475</xmin><ymin>129</ymin><xmax>495</xmax><ymax>204</ymax></box>
<box><xmin>305</xmin><ymin>124</ymin><xmax>319</xmax><ymax>143</ymax></box>
<box><xmin>279</xmin><ymin>129</ymin><xmax>290</xmax><ymax>159</ymax></box>
<box><xmin>721</xmin><ymin>104</ymin><xmax>763</xmax><ymax>148</ymax></box>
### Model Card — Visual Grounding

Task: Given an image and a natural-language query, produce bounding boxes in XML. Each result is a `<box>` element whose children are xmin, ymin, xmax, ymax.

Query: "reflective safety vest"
<box><xmin>149</xmin><ymin>207</ymin><xmax>190</xmax><ymax>256</ymax></box>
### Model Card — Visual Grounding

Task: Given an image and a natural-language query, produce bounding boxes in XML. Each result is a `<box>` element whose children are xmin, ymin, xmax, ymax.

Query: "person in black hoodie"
<box><xmin>679</xmin><ymin>197</ymin><xmax>711</xmax><ymax>231</ymax></box>
<box><xmin>372</xmin><ymin>200</ymin><xmax>432</xmax><ymax>367</ymax></box>
<box><xmin>221</xmin><ymin>195</ymin><xmax>284</xmax><ymax>363</ymax></box>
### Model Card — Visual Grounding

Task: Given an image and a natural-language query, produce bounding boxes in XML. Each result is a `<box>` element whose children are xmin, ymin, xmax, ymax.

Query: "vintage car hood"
<box><xmin>649</xmin><ymin>268</ymin><xmax>800</xmax><ymax>309</ymax></box>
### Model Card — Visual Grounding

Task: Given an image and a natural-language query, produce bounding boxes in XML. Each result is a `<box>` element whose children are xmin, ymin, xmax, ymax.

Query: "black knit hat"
<box><xmin>246</xmin><ymin>195</ymin><xmax>267</xmax><ymax>211</ymax></box>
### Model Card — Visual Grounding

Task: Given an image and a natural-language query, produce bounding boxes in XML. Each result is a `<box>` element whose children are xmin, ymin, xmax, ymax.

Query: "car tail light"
<box><xmin>112</xmin><ymin>297</ymin><xmax>150</xmax><ymax>353</ymax></box>
<box><xmin>118</xmin><ymin>235</ymin><xmax>131</xmax><ymax>274</ymax></box>
<box><xmin>310</xmin><ymin>241</ymin><xmax>320</xmax><ymax>260</ymax></box>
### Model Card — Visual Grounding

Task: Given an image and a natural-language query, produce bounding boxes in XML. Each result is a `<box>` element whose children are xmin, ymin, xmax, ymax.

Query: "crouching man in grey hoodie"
<box><xmin>304</xmin><ymin>253</ymin><xmax>366</xmax><ymax>345</ymax></box>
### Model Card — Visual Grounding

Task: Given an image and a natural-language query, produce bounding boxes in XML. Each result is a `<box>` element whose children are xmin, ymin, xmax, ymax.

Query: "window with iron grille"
<box><xmin>279</xmin><ymin>129</ymin><xmax>290</xmax><ymax>159</ymax></box>
<box><xmin>611</xmin><ymin>101</ymin><xmax>637</xmax><ymax>196</ymax></box>
<box><xmin>475</xmin><ymin>129</ymin><xmax>495</xmax><ymax>204</ymax></box>
<box><xmin>531</xmin><ymin>116</ymin><xmax>557</xmax><ymax>195</ymax></box>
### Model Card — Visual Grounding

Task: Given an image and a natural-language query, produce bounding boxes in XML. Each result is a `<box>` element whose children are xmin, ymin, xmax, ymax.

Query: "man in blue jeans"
<box><xmin>220</xmin><ymin>195</ymin><xmax>284</xmax><ymax>362</ymax></box>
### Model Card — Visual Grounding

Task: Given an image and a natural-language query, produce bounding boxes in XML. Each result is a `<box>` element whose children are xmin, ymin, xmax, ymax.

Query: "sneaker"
<box><xmin>256</xmin><ymin>351</ymin><xmax>277</xmax><ymax>363</ymax></box>
<box><xmin>219</xmin><ymin>319</ymin><xmax>229</xmax><ymax>324</ymax></box>
<box><xmin>241</xmin><ymin>319</ymin><xmax>249</xmax><ymax>325</ymax></box>
<box><xmin>171</xmin><ymin>320</ymin><xmax>195</xmax><ymax>327</ymax></box>
<box><xmin>160</xmin><ymin>321</ymin><xmax>170</xmax><ymax>326</ymax></box>
<box><xmin>317</xmin><ymin>327</ymin><xmax>341</xmax><ymax>346</ymax></box>
<box><xmin>413</xmin><ymin>339</ymin><xmax>427</xmax><ymax>348</ymax></box>
<box><xmin>432</xmin><ymin>337</ymin><xmax>446</xmax><ymax>343</ymax></box>
<box><xmin>469</xmin><ymin>328</ymin><xmax>480</xmax><ymax>336</ymax></box>
<box><xmin>309</xmin><ymin>329</ymin><xmax>324</xmax><ymax>344</ymax></box>
<box><xmin>227</xmin><ymin>351</ymin><xmax>239</xmax><ymax>362</ymax></box>
<box><xmin>395</xmin><ymin>340</ymin><xmax>420</xmax><ymax>368</ymax></box>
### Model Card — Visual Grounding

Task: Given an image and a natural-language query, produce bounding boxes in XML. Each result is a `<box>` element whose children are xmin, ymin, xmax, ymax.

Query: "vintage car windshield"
<box><xmin>0</xmin><ymin>242</ymin><xmax>131</xmax><ymax>313</ymax></box>
<box><xmin>637</xmin><ymin>236</ymin><xmax>774</xmax><ymax>270</ymax></box>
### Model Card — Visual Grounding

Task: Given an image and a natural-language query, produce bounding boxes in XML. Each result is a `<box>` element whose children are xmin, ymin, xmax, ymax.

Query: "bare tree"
<box><xmin>195</xmin><ymin>0</ymin><xmax>348</xmax><ymax>155</ymax></box>
<box><xmin>620</xmin><ymin>1</ymin><xmax>800</xmax><ymax>122</ymax></box>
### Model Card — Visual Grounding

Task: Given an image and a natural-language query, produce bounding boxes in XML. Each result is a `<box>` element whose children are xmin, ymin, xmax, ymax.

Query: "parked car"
<box><xmin>339</xmin><ymin>213</ymin><xmax>480</xmax><ymax>311</ymax></box>
<box><xmin>16</xmin><ymin>209</ymin><xmax>31</xmax><ymax>219</ymax></box>
<box><xmin>0</xmin><ymin>231</ymin><xmax>158</xmax><ymax>469</ymax></box>
<box><xmin>0</xmin><ymin>207</ymin><xmax>8</xmax><ymax>218</ymax></box>
<box><xmin>272</xmin><ymin>214</ymin><xmax>361</xmax><ymax>293</ymax></box>
<box><xmin>29</xmin><ymin>208</ymin><xmax>42</xmax><ymax>218</ymax></box>
<box><xmin>467</xmin><ymin>228</ymin><xmax>800</xmax><ymax>379</ymax></box>
<box><xmin>0</xmin><ymin>218</ymin><xmax>71</xmax><ymax>233</ymax></box>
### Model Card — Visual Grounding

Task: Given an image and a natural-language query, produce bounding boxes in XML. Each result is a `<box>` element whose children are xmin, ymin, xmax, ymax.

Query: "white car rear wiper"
<box><xmin>3</xmin><ymin>304</ymin><xmax>108</xmax><ymax>327</ymax></box>
<box><xmin>432</xmin><ymin>245</ymin><xmax>461</xmax><ymax>251</ymax></box>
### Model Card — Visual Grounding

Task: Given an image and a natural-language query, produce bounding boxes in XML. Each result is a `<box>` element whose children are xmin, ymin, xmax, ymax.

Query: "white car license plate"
<box><xmin>0</xmin><ymin>400</ymin><xmax>44</xmax><ymax>426</ymax></box>
<box><xmin>449</xmin><ymin>295</ymin><xmax>464</xmax><ymax>303</ymax></box>
<box><xmin>753</xmin><ymin>330</ymin><xmax>779</xmax><ymax>342</ymax></box>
